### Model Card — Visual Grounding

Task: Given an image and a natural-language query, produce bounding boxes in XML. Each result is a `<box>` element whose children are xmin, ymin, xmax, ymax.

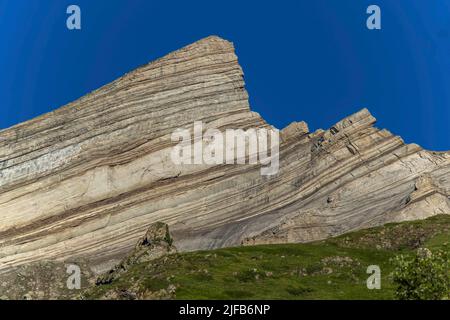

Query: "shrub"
<box><xmin>286</xmin><ymin>285</ymin><xmax>313</xmax><ymax>296</ymax></box>
<box><xmin>391</xmin><ymin>247</ymin><xmax>449</xmax><ymax>300</ymax></box>
<box><xmin>235</xmin><ymin>269</ymin><xmax>265</xmax><ymax>282</ymax></box>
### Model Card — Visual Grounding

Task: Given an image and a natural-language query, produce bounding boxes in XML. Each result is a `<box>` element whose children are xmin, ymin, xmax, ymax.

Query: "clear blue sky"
<box><xmin>0</xmin><ymin>0</ymin><xmax>449</xmax><ymax>150</ymax></box>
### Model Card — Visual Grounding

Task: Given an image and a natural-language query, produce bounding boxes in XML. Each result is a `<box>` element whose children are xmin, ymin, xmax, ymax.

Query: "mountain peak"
<box><xmin>0</xmin><ymin>38</ymin><xmax>448</xmax><ymax>275</ymax></box>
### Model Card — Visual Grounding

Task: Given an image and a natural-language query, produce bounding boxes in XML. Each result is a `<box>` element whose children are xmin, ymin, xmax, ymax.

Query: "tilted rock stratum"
<box><xmin>0</xmin><ymin>36</ymin><xmax>449</xmax><ymax>274</ymax></box>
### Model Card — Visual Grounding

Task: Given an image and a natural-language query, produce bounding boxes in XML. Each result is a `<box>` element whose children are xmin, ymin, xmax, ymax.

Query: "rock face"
<box><xmin>97</xmin><ymin>222</ymin><xmax>176</xmax><ymax>285</ymax></box>
<box><xmin>0</xmin><ymin>36</ymin><xmax>449</xmax><ymax>274</ymax></box>
<box><xmin>0</xmin><ymin>259</ymin><xmax>95</xmax><ymax>300</ymax></box>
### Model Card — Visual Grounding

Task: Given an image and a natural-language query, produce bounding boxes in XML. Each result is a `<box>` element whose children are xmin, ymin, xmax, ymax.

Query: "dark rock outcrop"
<box><xmin>97</xmin><ymin>222</ymin><xmax>176</xmax><ymax>285</ymax></box>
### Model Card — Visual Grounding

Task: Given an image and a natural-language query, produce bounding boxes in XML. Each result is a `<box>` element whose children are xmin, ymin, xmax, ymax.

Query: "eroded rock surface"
<box><xmin>0</xmin><ymin>36</ymin><xmax>449</xmax><ymax>275</ymax></box>
<box><xmin>97</xmin><ymin>222</ymin><xmax>176</xmax><ymax>285</ymax></box>
<box><xmin>0</xmin><ymin>260</ymin><xmax>94</xmax><ymax>300</ymax></box>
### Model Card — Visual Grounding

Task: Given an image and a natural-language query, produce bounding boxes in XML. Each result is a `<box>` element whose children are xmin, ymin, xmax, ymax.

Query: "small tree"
<box><xmin>391</xmin><ymin>247</ymin><xmax>449</xmax><ymax>300</ymax></box>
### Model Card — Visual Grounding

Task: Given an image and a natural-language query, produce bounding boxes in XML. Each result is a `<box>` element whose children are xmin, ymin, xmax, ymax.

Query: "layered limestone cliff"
<box><xmin>0</xmin><ymin>36</ymin><xmax>449</xmax><ymax>274</ymax></box>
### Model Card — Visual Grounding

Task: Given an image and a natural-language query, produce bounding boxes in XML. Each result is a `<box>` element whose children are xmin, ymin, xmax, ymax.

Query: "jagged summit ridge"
<box><xmin>0</xmin><ymin>36</ymin><xmax>448</xmax><ymax>274</ymax></box>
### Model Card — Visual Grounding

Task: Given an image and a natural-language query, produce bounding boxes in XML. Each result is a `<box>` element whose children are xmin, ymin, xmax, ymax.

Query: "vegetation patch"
<box><xmin>82</xmin><ymin>215</ymin><xmax>450</xmax><ymax>300</ymax></box>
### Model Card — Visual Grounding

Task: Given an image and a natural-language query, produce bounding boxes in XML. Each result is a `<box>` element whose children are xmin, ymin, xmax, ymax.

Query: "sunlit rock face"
<box><xmin>0</xmin><ymin>36</ymin><xmax>449</xmax><ymax>274</ymax></box>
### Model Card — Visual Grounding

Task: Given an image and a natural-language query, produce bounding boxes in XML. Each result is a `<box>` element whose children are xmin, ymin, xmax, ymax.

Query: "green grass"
<box><xmin>84</xmin><ymin>215</ymin><xmax>450</xmax><ymax>300</ymax></box>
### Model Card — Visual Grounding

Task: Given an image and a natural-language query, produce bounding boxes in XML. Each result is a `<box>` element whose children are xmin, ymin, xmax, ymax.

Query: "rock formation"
<box><xmin>0</xmin><ymin>259</ymin><xmax>95</xmax><ymax>300</ymax></box>
<box><xmin>97</xmin><ymin>222</ymin><xmax>176</xmax><ymax>285</ymax></box>
<box><xmin>0</xmin><ymin>36</ymin><xmax>449</xmax><ymax>275</ymax></box>
<box><xmin>0</xmin><ymin>222</ymin><xmax>175</xmax><ymax>299</ymax></box>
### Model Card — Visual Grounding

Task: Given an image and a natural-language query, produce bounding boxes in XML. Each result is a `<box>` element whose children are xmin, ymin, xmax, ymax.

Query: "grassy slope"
<box><xmin>84</xmin><ymin>215</ymin><xmax>450</xmax><ymax>300</ymax></box>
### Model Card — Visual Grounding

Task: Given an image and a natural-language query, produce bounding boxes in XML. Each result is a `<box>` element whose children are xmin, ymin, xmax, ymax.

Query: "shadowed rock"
<box><xmin>97</xmin><ymin>222</ymin><xmax>176</xmax><ymax>285</ymax></box>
